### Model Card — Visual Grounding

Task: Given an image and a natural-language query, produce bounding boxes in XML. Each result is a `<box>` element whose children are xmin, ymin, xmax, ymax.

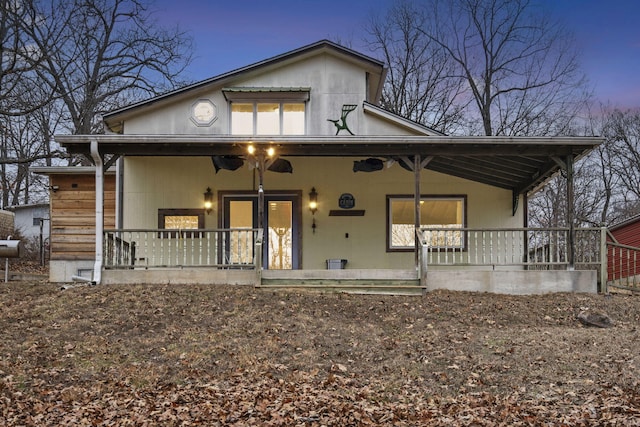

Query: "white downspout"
<box><xmin>90</xmin><ymin>140</ymin><xmax>103</xmax><ymax>284</ymax></box>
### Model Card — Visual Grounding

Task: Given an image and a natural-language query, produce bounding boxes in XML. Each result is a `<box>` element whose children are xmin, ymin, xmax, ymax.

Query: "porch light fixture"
<box><xmin>309</xmin><ymin>187</ymin><xmax>318</xmax><ymax>214</ymax></box>
<box><xmin>203</xmin><ymin>187</ymin><xmax>213</xmax><ymax>214</ymax></box>
<box><xmin>247</xmin><ymin>144</ymin><xmax>275</xmax><ymax>158</ymax></box>
<box><xmin>309</xmin><ymin>187</ymin><xmax>318</xmax><ymax>234</ymax></box>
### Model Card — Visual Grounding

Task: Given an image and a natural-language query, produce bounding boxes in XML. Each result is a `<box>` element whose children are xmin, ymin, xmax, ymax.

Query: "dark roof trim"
<box><xmin>222</xmin><ymin>87</ymin><xmax>311</xmax><ymax>101</ymax></box>
<box><xmin>362</xmin><ymin>102</ymin><xmax>446</xmax><ymax>136</ymax></box>
<box><xmin>32</xmin><ymin>166</ymin><xmax>116</xmax><ymax>175</ymax></box>
<box><xmin>609</xmin><ymin>213</ymin><xmax>640</xmax><ymax>231</ymax></box>
<box><xmin>53</xmin><ymin>134</ymin><xmax>602</xmax><ymax>194</ymax></box>
<box><xmin>5</xmin><ymin>203</ymin><xmax>49</xmax><ymax>210</ymax></box>
<box><xmin>104</xmin><ymin>40</ymin><xmax>384</xmax><ymax>123</ymax></box>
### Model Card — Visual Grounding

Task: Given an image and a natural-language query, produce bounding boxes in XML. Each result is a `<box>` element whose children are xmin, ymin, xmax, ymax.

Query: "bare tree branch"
<box><xmin>23</xmin><ymin>0</ymin><xmax>193</xmax><ymax>135</ymax></box>
<box><xmin>419</xmin><ymin>0</ymin><xmax>590</xmax><ymax>136</ymax></box>
<box><xmin>365</xmin><ymin>0</ymin><xmax>469</xmax><ymax>134</ymax></box>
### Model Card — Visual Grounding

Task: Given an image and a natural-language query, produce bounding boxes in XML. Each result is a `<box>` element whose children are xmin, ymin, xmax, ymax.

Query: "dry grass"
<box><xmin>1</xmin><ymin>282</ymin><xmax>639</xmax><ymax>425</ymax></box>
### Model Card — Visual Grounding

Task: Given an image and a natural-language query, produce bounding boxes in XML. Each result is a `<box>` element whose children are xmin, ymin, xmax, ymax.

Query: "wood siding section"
<box><xmin>611</xmin><ymin>221</ymin><xmax>640</xmax><ymax>247</ymax></box>
<box><xmin>608</xmin><ymin>219</ymin><xmax>640</xmax><ymax>280</ymax></box>
<box><xmin>50</xmin><ymin>174</ymin><xmax>115</xmax><ymax>261</ymax></box>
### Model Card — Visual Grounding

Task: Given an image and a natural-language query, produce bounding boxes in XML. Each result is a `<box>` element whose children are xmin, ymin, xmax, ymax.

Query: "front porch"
<box><xmin>100</xmin><ymin>226</ymin><xmax>604</xmax><ymax>294</ymax></box>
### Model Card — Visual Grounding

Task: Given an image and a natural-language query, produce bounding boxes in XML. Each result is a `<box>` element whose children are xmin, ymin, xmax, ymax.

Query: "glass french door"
<box><xmin>223</xmin><ymin>194</ymin><xmax>300</xmax><ymax>269</ymax></box>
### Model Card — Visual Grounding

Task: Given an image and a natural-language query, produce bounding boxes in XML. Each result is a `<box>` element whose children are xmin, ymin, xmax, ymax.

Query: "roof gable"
<box><xmin>104</xmin><ymin>40</ymin><xmax>386</xmax><ymax>128</ymax></box>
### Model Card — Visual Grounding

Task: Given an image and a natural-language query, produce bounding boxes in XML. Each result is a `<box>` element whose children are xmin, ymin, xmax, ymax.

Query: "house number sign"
<box><xmin>338</xmin><ymin>193</ymin><xmax>355</xmax><ymax>209</ymax></box>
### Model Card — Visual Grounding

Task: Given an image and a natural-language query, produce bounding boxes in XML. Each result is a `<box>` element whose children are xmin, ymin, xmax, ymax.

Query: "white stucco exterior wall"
<box><xmin>120</xmin><ymin>52</ymin><xmax>393</xmax><ymax>137</ymax></box>
<box><xmin>122</xmin><ymin>156</ymin><xmax>522</xmax><ymax>270</ymax></box>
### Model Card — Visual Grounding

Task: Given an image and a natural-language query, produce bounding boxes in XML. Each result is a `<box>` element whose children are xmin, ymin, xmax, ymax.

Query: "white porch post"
<box><xmin>257</xmin><ymin>153</ymin><xmax>265</xmax><ymax>232</ymax></box>
<box><xmin>90</xmin><ymin>140</ymin><xmax>104</xmax><ymax>284</ymax></box>
<box><xmin>566</xmin><ymin>154</ymin><xmax>575</xmax><ymax>270</ymax></box>
<box><xmin>414</xmin><ymin>155</ymin><xmax>421</xmax><ymax>268</ymax></box>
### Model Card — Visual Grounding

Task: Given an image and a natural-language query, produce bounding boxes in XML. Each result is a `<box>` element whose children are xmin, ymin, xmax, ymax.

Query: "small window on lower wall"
<box><xmin>158</xmin><ymin>209</ymin><xmax>205</xmax><ymax>237</ymax></box>
<box><xmin>387</xmin><ymin>195</ymin><xmax>466</xmax><ymax>251</ymax></box>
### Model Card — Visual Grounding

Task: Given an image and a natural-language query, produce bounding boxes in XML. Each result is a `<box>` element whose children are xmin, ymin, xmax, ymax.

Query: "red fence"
<box><xmin>607</xmin><ymin>240</ymin><xmax>640</xmax><ymax>291</ymax></box>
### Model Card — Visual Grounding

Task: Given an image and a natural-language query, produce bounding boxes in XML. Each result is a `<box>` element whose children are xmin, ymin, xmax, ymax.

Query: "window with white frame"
<box><xmin>231</xmin><ymin>102</ymin><xmax>305</xmax><ymax>135</ymax></box>
<box><xmin>157</xmin><ymin>209</ymin><xmax>205</xmax><ymax>237</ymax></box>
<box><xmin>387</xmin><ymin>195</ymin><xmax>466</xmax><ymax>251</ymax></box>
<box><xmin>224</xmin><ymin>87</ymin><xmax>309</xmax><ymax>136</ymax></box>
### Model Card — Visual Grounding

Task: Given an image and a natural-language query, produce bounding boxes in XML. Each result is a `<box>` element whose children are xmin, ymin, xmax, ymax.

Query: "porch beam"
<box><xmin>400</xmin><ymin>156</ymin><xmax>414</xmax><ymax>171</ymax></box>
<box><xmin>56</xmin><ymin>134</ymin><xmax>603</xmax><ymax>148</ymax></box>
<box><xmin>551</xmin><ymin>156</ymin><xmax>567</xmax><ymax>170</ymax></box>
<box><xmin>420</xmin><ymin>155</ymin><xmax>434</xmax><ymax>169</ymax></box>
<box><xmin>63</xmin><ymin>143</ymin><xmax>589</xmax><ymax>158</ymax></box>
<box><xmin>515</xmin><ymin>159</ymin><xmax>563</xmax><ymax>194</ymax></box>
<box><xmin>103</xmin><ymin>154</ymin><xmax>121</xmax><ymax>170</ymax></box>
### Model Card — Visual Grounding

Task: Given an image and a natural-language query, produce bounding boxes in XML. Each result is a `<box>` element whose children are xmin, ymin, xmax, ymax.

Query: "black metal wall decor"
<box><xmin>338</xmin><ymin>193</ymin><xmax>355</xmax><ymax>209</ymax></box>
<box><xmin>327</xmin><ymin>104</ymin><xmax>357</xmax><ymax>135</ymax></box>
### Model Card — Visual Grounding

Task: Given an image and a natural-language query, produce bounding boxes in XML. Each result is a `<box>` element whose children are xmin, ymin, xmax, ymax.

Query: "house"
<box><xmin>5</xmin><ymin>203</ymin><xmax>50</xmax><ymax>262</ymax></box>
<box><xmin>606</xmin><ymin>214</ymin><xmax>640</xmax><ymax>291</ymax></box>
<box><xmin>6</xmin><ymin>203</ymin><xmax>49</xmax><ymax>241</ymax></box>
<box><xmin>45</xmin><ymin>40</ymin><xmax>603</xmax><ymax>293</ymax></box>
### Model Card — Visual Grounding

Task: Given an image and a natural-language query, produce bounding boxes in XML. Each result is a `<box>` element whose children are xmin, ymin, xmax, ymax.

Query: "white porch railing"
<box><xmin>417</xmin><ymin>227</ymin><xmax>603</xmax><ymax>270</ymax></box>
<box><xmin>104</xmin><ymin>229</ymin><xmax>263</xmax><ymax>269</ymax></box>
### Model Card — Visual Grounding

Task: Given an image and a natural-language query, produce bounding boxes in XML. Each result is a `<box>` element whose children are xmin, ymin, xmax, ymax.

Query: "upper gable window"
<box><xmin>224</xmin><ymin>87</ymin><xmax>309</xmax><ymax>136</ymax></box>
<box><xmin>231</xmin><ymin>102</ymin><xmax>305</xmax><ymax>135</ymax></box>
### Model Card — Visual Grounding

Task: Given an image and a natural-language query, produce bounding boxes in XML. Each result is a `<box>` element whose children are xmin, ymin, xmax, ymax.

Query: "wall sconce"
<box><xmin>309</xmin><ymin>187</ymin><xmax>318</xmax><ymax>214</ymax></box>
<box><xmin>309</xmin><ymin>187</ymin><xmax>318</xmax><ymax>234</ymax></box>
<box><xmin>50</xmin><ymin>185</ymin><xmax>59</xmax><ymax>193</ymax></box>
<box><xmin>203</xmin><ymin>187</ymin><xmax>213</xmax><ymax>214</ymax></box>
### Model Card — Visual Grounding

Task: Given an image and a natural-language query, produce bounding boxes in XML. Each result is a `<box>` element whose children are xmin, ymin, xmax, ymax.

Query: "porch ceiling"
<box><xmin>56</xmin><ymin>134</ymin><xmax>602</xmax><ymax>194</ymax></box>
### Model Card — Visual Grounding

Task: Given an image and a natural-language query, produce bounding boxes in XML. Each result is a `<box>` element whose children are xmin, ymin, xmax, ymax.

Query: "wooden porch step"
<box><xmin>258</xmin><ymin>278</ymin><xmax>425</xmax><ymax>296</ymax></box>
<box><xmin>258</xmin><ymin>269</ymin><xmax>424</xmax><ymax>295</ymax></box>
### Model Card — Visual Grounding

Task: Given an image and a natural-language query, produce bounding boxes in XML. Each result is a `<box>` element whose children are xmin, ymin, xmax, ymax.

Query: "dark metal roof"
<box><xmin>55</xmin><ymin>134</ymin><xmax>602</xmax><ymax>195</ymax></box>
<box><xmin>609</xmin><ymin>213</ymin><xmax>640</xmax><ymax>231</ymax></box>
<box><xmin>222</xmin><ymin>87</ymin><xmax>311</xmax><ymax>93</ymax></box>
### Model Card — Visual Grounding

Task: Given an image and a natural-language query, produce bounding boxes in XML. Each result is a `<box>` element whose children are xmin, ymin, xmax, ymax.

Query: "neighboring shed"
<box><xmin>5</xmin><ymin>203</ymin><xmax>50</xmax><ymax>262</ymax></box>
<box><xmin>609</xmin><ymin>214</ymin><xmax>640</xmax><ymax>247</ymax></box>
<box><xmin>33</xmin><ymin>167</ymin><xmax>116</xmax><ymax>281</ymax></box>
<box><xmin>6</xmin><ymin>203</ymin><xmax>50</xmax><ymax>241</ymax></box>
<box><xmin>607</xmin><ymin>213</ymin><xmax>640</xmax><ymax>285</ymax></box>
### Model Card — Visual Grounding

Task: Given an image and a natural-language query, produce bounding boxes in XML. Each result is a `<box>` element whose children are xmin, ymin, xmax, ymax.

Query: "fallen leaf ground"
<box><xmin>0</xmin><ymin>282</ymin><xmax>639</xmax><ymax>425</ymax></box>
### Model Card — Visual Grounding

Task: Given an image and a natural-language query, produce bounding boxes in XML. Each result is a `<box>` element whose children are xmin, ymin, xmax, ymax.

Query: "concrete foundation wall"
<box><xmin>425</xmin><ymin>270</ymin><xmax>597</xmax><ymax>294</ymax></box>
<box><xmin>50</xmin><ymin>260</ymin><xmax>95</xmax><ymax>282</ymax></box>
<box><xmin>51</xmin><ymin>260</ymin><xmax>596</xmax><ymax>294</ymax></box>
<box><xmin>101</xmin><ymin>268</ymin><xmax>259</xmax><ymax>286</ymax></box>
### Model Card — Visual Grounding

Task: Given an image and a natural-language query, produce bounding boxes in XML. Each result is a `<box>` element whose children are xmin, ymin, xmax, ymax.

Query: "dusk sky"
<box><xmin>155</xmin><ymin>0</ymin><xmax>640</xmax><ymax>109</ymax></box>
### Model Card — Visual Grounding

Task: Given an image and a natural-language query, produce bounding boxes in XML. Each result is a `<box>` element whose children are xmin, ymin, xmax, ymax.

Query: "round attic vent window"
<box><xmin>190</xmin><ymin>99</ymin><xmax>217</xmax><ymax>127</ymax></box>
